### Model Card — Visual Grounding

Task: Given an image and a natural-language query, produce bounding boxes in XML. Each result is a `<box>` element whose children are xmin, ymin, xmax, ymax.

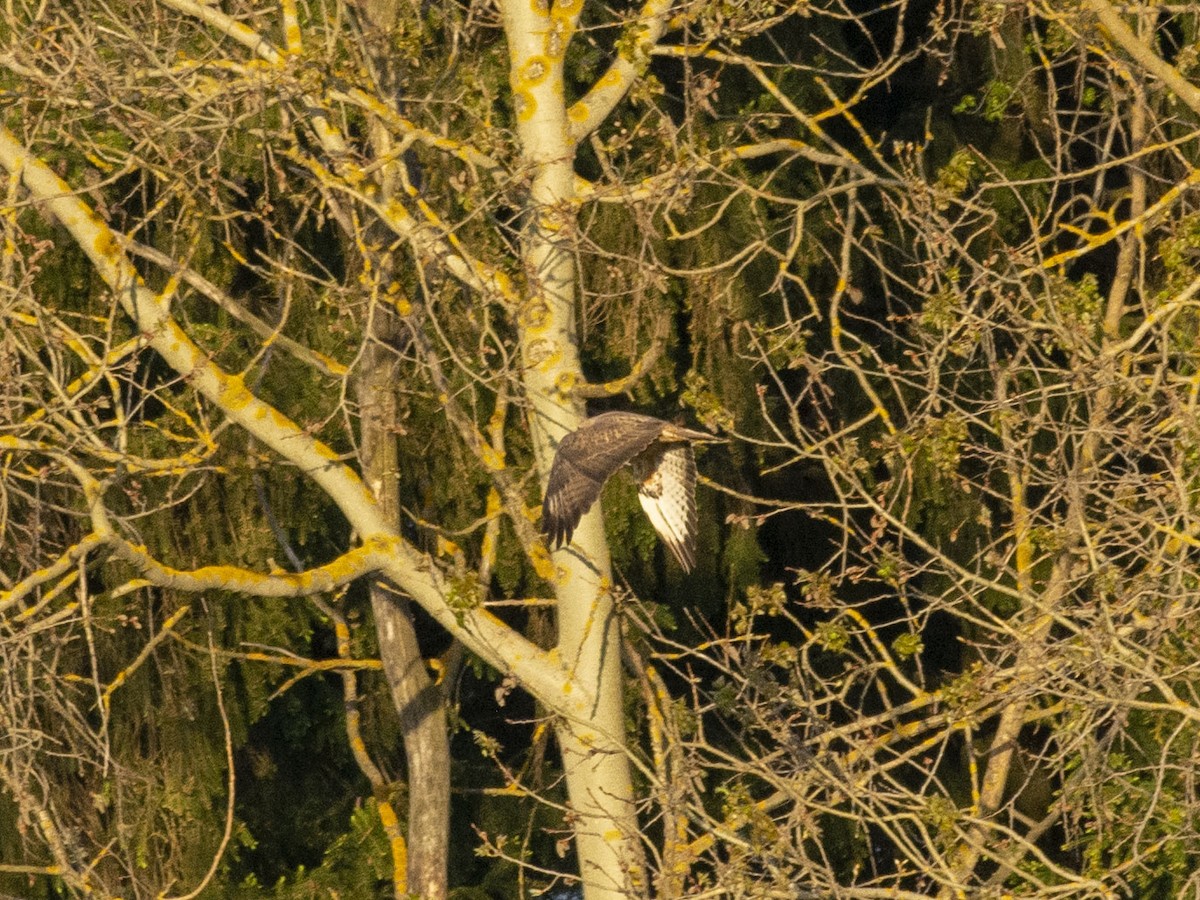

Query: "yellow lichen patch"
<box><xmin>7</xmin><ymin>311</ymin><xmax>37</xmax><ymax>327</ymax></box>
<box><xmin>568</xmin><ymin>101</ymin><xmax>590</xmax><ymax>124</ymax></box>
<box><xmin>342</xmin><ymin>162</ymin><xmax>365</xmax><ymax>187</ymax></box>
<box><xmin>223</xmin><ymin>242</ymin><xmax>249</xmax><ymax>267</ymax></box>
<box><xmin>288</xmin><ymin>569</ymin><xmax>313</xmax><ymax>591</ymax></box>
<box><xmin>554</xmin><ymin>370</ymin><xmax>577</xmax><ymax>396</ymax></box>
<box><xmin>160</xmin><ymin>320</ymin><xmax>196</xmax><ymax>361</ymax></box>
<box><xmin>524</xmin><ymin>341</ymin><xmax>562</xmax><ymax>372</ymax></box>
<box><xmin>383</xmin><ymin>196</ymin><xmax>411</xmax><ymax>225</ymax></box>
<box><xmin>377</xmin><ymin>801</ymin><xmax>400</xmax><ymax>830</ymax></box>
<box><xmin>538</xmin><ymin>348</ymin><xmax>564</xmax><ymax>373</ymax></box>
<box><xmin>597</xmin><ymin>67</ymin><xmax>624</xmax><ymax>91</ymax></box>
<box><xmin>314</xmin><ymin>441</ymin><xmax>341</xmax><ymax>461</ymax></box>
<box><xmin>478</xmin><ymin>440</ymin><xmax>506</xmax><ymax>472</ymax></box>
<box><xmin>323</xmin><ymin>548</ymin><xmax>368</xmax><ymax>582</ymax></box>
<box><xmin>437</xmin><ymin>535</ymin><xmax>460</xmax><ymax>557</ymax></box>
<box><xmin>521</xmin><ymin>298</ymin><xmax>551</xmax><ymax>330</ymax></box>
<box><xmin>514</xmin><ymin>89</ymin><xmax>537</xmax><ymax>122</ymax></box>
<box><xmin>269</xmin><ymin>407</ymin><xmax>297</xmax><ymax>430</ymax></box>
<box><xmin>554</xmin><ymin>0</ymin><xmax>583</xmax><ymax>15</ymax></box>
<box><xmin>369</xmin><ymin>533</ymin><xmax>393</xmax><ymax>554</ymax></box>
<box><xmin>376</xmin><ymin>800</ymin><xmax>409</xmax><ymax>886</ymax></box>
<box><xmin>530</xmin><ymin>544</ymin><xmax>558</xmax><ymax>582</ymax></box>
<box><xmin>362</xmin><ymin>533</ymin><xmax>401</xmax><ymax>560</ymax></box>
<box><xmin>479</xmin><ymin>608</ymin><xmax>509</xmax><ymax>630</ymax></box>
<box><xmin>519</xmin><ymin>56</ymin><xmax>550</xmax><ymax>86</ymax></box>
<box><xmin>284</xmin><ymin>22</ymin><xmax>302</xmax><ymax>50</ymax></box>
<box><xmin>535</xmin><ymin>208</ymin><xmax>567</xmax><ymax>233</ymax></box>
<box><xmin>92</xmin><ymin>228</ymin><xmax>119</xmax><ymax>261</ymax></box>
<box><xmin>422</xmin><ymin>656</ymin><xmax>445</xmax><ymax>685</ymax></box>
<box><xmin>484</xmin><ymin>269</ymin><xmax>519</xmax><ymax>306</ymax></box>
<box><xmin>216</xmin><ymin>373</ymin><xmax>253</xmax><ymax>411</ymax></box>
<box><xmin>311</xmin><ymin>350</ymin><xmax>349</xmax><ymax>376</ymax></box>
<box><xmin>492</xmin><ymin>782</ymin><xmax>526</xmax><ymax>796</ymax></box>
<box><xmin>348</xmin><ymin>730</ymin><xmax>369</xmax><ymax>757</ymax></box>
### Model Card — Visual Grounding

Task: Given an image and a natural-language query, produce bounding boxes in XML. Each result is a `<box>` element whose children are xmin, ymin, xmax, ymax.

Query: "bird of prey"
<box><xmin>541</xmin><ymin>411</ymin><xmax>717</xmax><ymax>572</ymax></box>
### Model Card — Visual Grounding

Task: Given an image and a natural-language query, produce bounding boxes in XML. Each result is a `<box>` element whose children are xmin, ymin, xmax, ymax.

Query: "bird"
<box><xmin>541</xmin><ymin>411</ymin><xmax>718</xmax><ymax>572</ymax></box>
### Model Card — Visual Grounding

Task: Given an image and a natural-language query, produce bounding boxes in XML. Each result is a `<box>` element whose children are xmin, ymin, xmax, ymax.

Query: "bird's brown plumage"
<box><xmin>541</xmin><ymin>411</ymin><xmax>715</xmax><ymax>572</ymax></box>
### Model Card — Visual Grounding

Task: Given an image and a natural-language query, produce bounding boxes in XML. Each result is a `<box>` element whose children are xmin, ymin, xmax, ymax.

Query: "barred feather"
<box><xmin>541</xmin><ymin>411</ymin><xmax>714</xmax><ymax>572</ymax></box>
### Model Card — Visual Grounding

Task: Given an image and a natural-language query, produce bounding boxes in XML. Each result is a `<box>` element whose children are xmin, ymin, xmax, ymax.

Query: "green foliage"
<box><xmin>447</xmin><ymin>574</ymin><xmax>486</xmax><ymax>614</ymax></box>
<box><xmin>681</xmin><ymin>370</ymin><xmax>736</xmax><ymax>433</ymax></box>
<box><xmin>795</xmin><ymin>568</ymin><xmax>835</xmax><ymax>609</ymax></box>
<box><xmin>935</xmin><ymin>148</ymin><xmax>979</xmax><ymax>199</ymax></box>
<box><xmin>1036</xmin><ymin>272</ymin><xmax>1104</xmax><ymax>351</ymax></box>
<box><xmin>953</xmin><ymin>79</ymin><xmax>1017</xmax><ymax>122</ymax></box>
<box><xmin>920</xmin><ymin>794</ymin><xmax>960</xmax><ymax>849</ymax></box>
<box><xmin>891</xmin><ymin>631</ymin><xmax>923</xmax><ymax>659</ymax></box>
<box><xmin>234</xmin><ymin>799</ymin><xmax>392</xmax><ymax>899</ymax></box>
<box><xmin>1059</xmin><ymin>709</ymin><xmax>1200</xmax><ymax>894</ymax></box>
<box><xmin>815</xmin><ymin>619</ymin><xmax>849</xmax><ymax>653</ymax></box>
<box><xmin>918</xmin><ymin>278</ymin><xmax>964</xmax><ymax>333</ymax></box>
<box><xmin>940</xmin><ymin>663</ymin><xmax>986</xmax><ymax>715</ymax></box>
<box><xmin>755</xmin><ymin>321</ymin><xmax>810</xmax><ymax>370</ymax></box>
<box><xmin>721</xmin><ymin>523</ymin><xmax>766</xmax><ymax>604</ymax></box>
<box><xmin>732</xmin><ymin>582</ymin><xmax>788</xmax><ymax>635</ymax></box>
<box><xmin>1161</xmin><ymin>213</ymin><xmax>1200</xmax><ymax>270</ymax></box>
<box><xmin>604</xmin><ymin>474</ymin><xmax>663</xmax><ymax>573</ymax></box>
<box><xmin>887</xmin><ymin>413</ymin><xmax>982</xmax><ymax>549</ymax></box>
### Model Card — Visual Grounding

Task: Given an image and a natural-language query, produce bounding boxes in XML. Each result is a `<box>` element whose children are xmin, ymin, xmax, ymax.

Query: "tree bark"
<box><xmin>356</xmin><ymin>310</ymin><xmax>451</xmax><ymax>900</ymax></box>
<box><xmin>500</xmin><ymin>0</ymin><xmax>644</xmax><ymax>895</ymax></box>
<box><xmin>350</xmin><ymin>3</ymin><xmax>454</xmax><ymax>892</ymax></box>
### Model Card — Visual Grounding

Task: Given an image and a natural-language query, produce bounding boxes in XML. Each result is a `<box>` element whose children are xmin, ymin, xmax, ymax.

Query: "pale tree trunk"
<box><xmin>500</xmin><ymin>2</ymin><xmax>643</xmax><ymax>897</ymax></box>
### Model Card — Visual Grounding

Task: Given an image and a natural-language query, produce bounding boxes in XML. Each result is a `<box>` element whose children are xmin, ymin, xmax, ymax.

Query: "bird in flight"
<box><xmin>541</xmin><ymin>411</ymin><xmax>718</xmax><ymax>572</ymax></box>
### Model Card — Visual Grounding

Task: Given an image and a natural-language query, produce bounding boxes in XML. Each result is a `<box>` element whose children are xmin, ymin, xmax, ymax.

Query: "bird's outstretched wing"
<box><xmin>542</xmin><ymin>412</ymin><xmax>670</xmax><ymax>551</ymax></box>
<box><xmin>633</xmin><ymin>443</ymin><xmax>699</xmax><ymax>573</ymax></box>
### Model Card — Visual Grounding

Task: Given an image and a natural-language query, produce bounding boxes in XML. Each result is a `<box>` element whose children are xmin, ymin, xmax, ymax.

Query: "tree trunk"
<box><xmin>500</xmin><ymin>0</ymin><xmax>644</xmax><ymax>894</ymax></box>
<box><xmin>356</xmin><ymin>310</ymin><xmax>451</xmax><ymax>900</ymax></box>
<box><xmin>352</xmin><ymin>4</ymin><xmax>452</xmax><ymax>893</ymax></box>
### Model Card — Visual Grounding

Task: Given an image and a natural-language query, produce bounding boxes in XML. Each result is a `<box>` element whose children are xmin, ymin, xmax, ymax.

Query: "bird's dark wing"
<box><xmin>542</xmin><ymin>412</ymin><xmax>670</xmax><ymax>550</ymax></box>
<box><xmin>634</xmin><ymin>443</ymin><xmax>699</xmax><ymax>572</ymax></box>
